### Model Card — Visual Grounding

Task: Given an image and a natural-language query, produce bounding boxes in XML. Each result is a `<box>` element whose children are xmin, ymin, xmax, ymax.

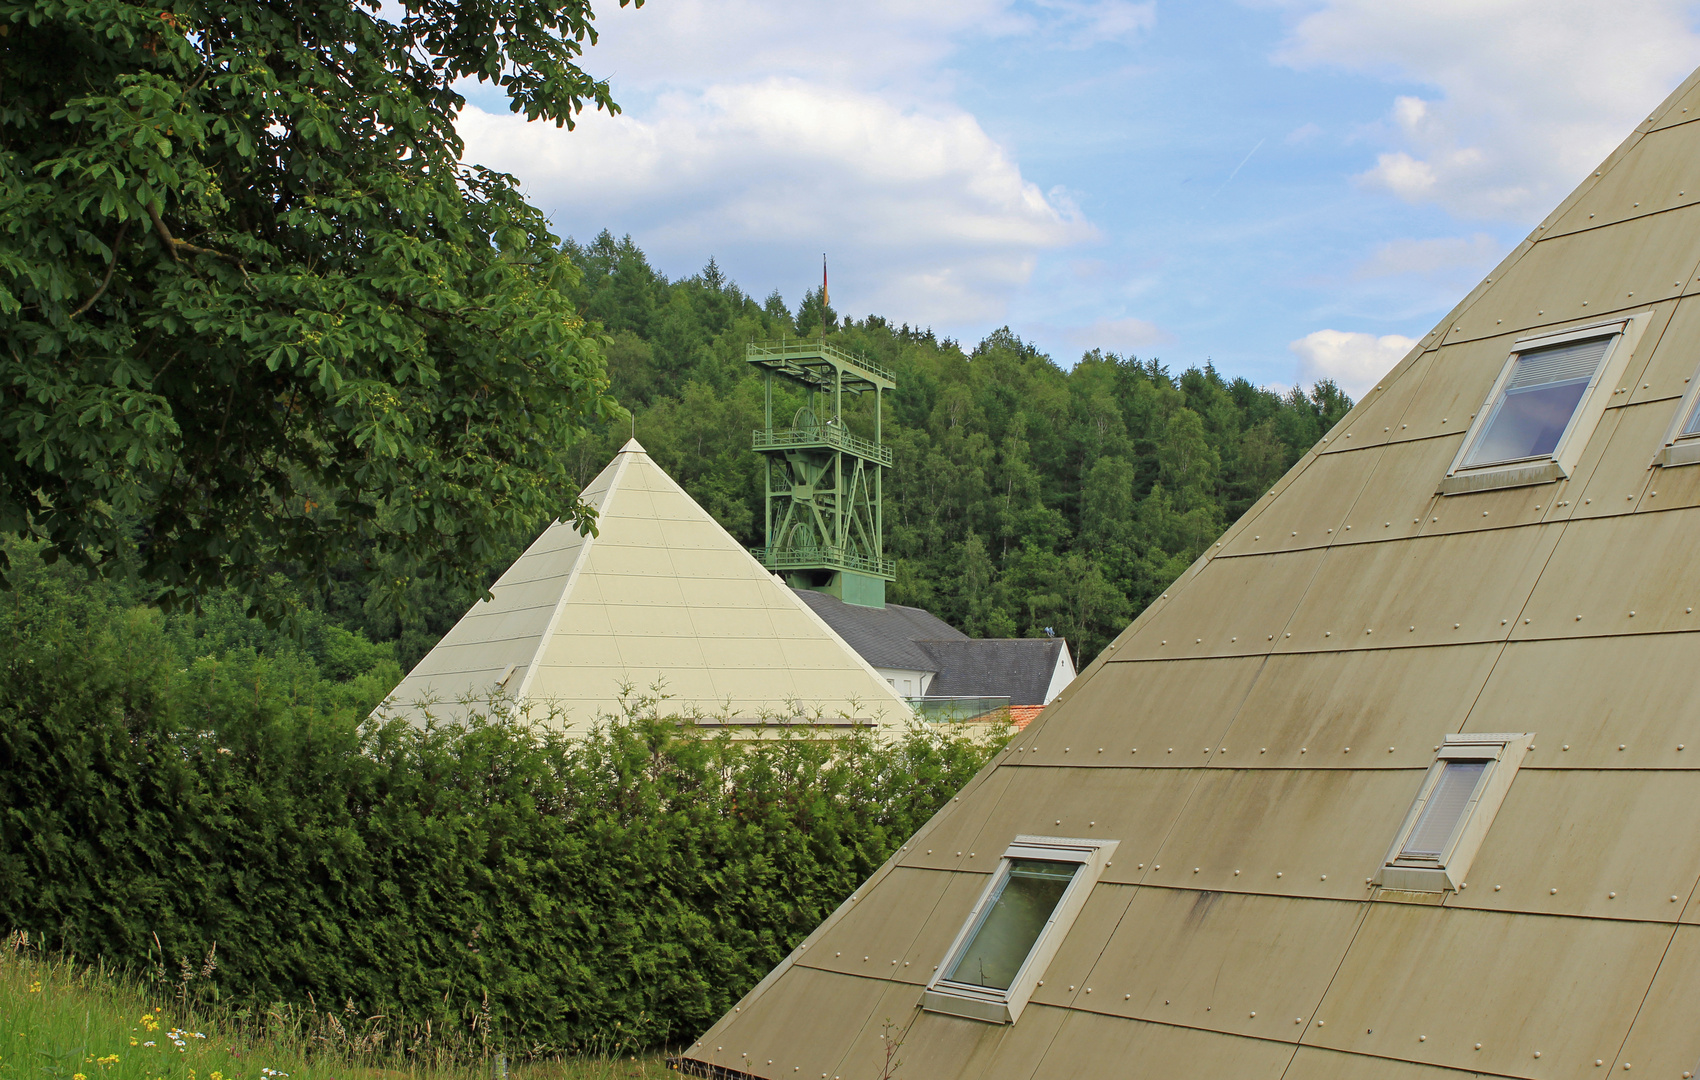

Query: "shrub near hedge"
<box><xmin>0</xmin><ymin>556</ymin><xmax>1000</xmax><ymax>1054</ymax></box>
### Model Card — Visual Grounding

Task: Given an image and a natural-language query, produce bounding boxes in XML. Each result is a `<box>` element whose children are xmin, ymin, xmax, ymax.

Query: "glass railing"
<box><xmin>752</xmin><ymin>426</ymin><xmax>893</xmax><ymax>466</ymax></box>
<box><xmin>908</xmin><ymin>696</ymin><xmax>1013</xmax><ymax>723</ymax></box>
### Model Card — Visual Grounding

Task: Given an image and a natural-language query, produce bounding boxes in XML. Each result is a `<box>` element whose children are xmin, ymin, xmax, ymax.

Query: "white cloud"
<box><xmin>1272</xmin><ymin>0</ymin><xmax>1700</xmax><ymax>220</ymax></box>
<box><xmin>461</xmin><ymin>80</ymin><xmax>1096</xmax><ymax>326</ymax></box>
<box><xmin>1289</xmin><ymin>329</ymin><xmax>1418</xmax><ymax>396</ymax></box>
<box><xmin>452</xmin><ymin>0</ymin><xmax>1156</xmax><ymax>330</ymax></box>
<box><xmin>1352</xmin><ymin>233</ymin><xmax>1503</xmax><ymax>280</ymax></box>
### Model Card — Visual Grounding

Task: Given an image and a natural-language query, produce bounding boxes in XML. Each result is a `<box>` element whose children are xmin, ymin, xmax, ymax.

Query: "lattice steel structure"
<box><xmin>747</xmin><ymin>339</ymin><xmax>895</xmax><ymax>608</ymax></box>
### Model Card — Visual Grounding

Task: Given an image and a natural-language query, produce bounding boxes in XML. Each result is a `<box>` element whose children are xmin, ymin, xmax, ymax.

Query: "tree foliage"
<box><xmin>0</xmin><ymin>543</ymin><xmax>997</xmax><ymax>1051</ymax></box>
<box><xmin>552</xmin><ymin>231</ymin><xmax>1355</xmax><ymax>665</ymax></box>
<box><xmin>0</xmin><ymin>0</ymin><xmax>629</xmax><ymax>618</ymax></box>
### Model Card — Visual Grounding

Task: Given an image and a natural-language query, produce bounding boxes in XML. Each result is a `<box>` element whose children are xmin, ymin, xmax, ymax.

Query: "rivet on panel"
<box><xmin>1609</xmin><ymin>892</ymin><xmax>1616</xmax><ymax>898</ymax></box>
<box><xmin>1276</xmin><ymin>871</ymin><xmax>1283</xmax><ymax>878</ymax></box>
<box><xmin>1563</xmin><ymin>744</ymin><xmax>1570</xmax><ymax>750</ymax></box>
<box><xmin>1235</xmin><ymin>869</ymin><xmax>1241</xmax><ymax>875</ymax></box>
<box><xmin>1673</xmin><ymin>896</ymin><xmax>1681</xmax><ymax>902</ymax></box>
<box><xmin>1534</xmin><ymin>1051</ymin><xmax>1541</xmax><ymax>1059</ymax></box>
<box><xmin>1249</xmin><ymin>1011</ymin><xmax>1256</xmax><ymax>1017</ymax></box>
<box><xmin>1300</xmin><ymin>748</ymin><xmax>1307</xmax><ymax>754</ymax></box>
<box><xmin>1454</xmin><ymin>623</ymin><xmax>1461</xmax><ymax>629</ymax></box>
<box><xmin>1321</xmin><ymin>874</ymin><xmax>1328</xmax><ymax>881</ymax></box>
<box><xmin>1620</xmin><ymin>744</ymin><xmax>1626</xmax><ymax>750</ymax></box>
<box><xmin>1475</xmin><ymin>1044</ymin><xmax>1482</xmax><ymax>1050</ymax></box>
<box><xmin>1681</xmin><ymin>744</ymin><xmax>1687</xmax><ymax>750</ymax></box>
<box><xmin>1260</xmin><ymin>748</ymin><xmax>1267</xmax><ymax>754</ymax></box>
<box><xmin>1388</xmin><ymin>746</ymin><xmax>1395</xmax><ymax>752</ymax></box>
<box><xmin>1494</xmin><ymin>884</ymin><xmax>1501</xmax><ymax>891</ymax></box>
<box><xmin>1551</xmin><ymin>888</ymin><xmax>1559</xmax><ymax>894</ymax></box>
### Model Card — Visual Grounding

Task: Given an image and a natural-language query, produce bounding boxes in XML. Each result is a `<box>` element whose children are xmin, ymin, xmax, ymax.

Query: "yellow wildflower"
<box><xmin>27</xmin><ymin>982</ymin><xmax>41</xmax><ymax>994</ymax></box>
<box><xmin>97</xmin><ymin>1056</ymin><xmax>120</xmax><ymax>1068</ymax></box>
<box><xmin>74</xmin><ymin>1072</ymin><xmax>87</xmax><ymax>1080</ymax></box>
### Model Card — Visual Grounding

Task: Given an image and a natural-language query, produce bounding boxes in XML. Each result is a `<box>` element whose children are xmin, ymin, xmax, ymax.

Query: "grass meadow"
<box><xmin>0</xmin><ymin>937</ymin><xmax>674</xmax><ymax>1080</ymax></box>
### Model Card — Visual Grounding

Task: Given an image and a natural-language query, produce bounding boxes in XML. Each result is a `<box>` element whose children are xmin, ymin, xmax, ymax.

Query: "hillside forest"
<box><xmin>309</xmin><ymin>232</ymin><xmax>1355</xmax><ymax>672</ymax></box>
<box><xmin>550</xmin><ymin>233</ymin><xmax>1351</xmax><ymax>666</ymax></box>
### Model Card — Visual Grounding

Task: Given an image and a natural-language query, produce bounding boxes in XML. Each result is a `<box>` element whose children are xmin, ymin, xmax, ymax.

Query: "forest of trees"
<box><xmin>529</xmin><ymin>231</ymin><xmax>1356</xmax><ymax>667</ymax></box>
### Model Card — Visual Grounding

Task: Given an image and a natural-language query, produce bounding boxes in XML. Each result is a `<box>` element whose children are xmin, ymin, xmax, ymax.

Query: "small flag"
<box><xmin>822</xmin><ymin>254</ymin><xmax>829</xmax><ymax>308</ymax></box>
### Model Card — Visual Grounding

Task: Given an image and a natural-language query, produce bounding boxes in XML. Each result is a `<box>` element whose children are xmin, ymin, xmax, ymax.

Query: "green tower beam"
<box><xmin>747</xmin><ymin>338</ymin><xmax>894</xmax><ymax>608</ymax></box>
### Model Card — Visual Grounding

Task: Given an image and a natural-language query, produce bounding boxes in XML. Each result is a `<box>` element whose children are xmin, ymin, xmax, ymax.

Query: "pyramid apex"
<box><xmin>618</xmin><ymin>437</ymin><xmax>647</xmax><ymax>454</ymax></box>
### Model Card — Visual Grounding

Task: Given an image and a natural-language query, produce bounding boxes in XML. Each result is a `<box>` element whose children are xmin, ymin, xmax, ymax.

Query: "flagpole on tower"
<box><xmin>821</xmin><ymin>254</ymin><xmax>828</xmax><ymax>341</ymax></box>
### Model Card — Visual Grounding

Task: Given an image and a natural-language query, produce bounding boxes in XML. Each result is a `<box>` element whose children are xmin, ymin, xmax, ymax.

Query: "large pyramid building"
<box><xmin>379</xmin><ymin>440</ymin><xmax>909</xmax><ymax>732</ymax></box>
<box><xmin>677</xmin><ymin>68</ymin><xmax>1700</xmax><ymax>1080</ymax></box>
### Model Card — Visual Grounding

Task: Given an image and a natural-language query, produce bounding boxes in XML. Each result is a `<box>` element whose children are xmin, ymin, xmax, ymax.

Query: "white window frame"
<box><xmin>1375</xmin><ymin>732</ymin><xmax>1532</xmax><ymax>892</ymax></box>
<box><xmin>922</xmin><ymin>835</ymin><xmax>1116</xmax><ymax>1024</ymax></box>
<box><xmin>1440</xmin><ymin>313</ymin><xmax>1650</xmax><ymax>494</ymax></box>
<box><xmin>1655</xmin><ymin>361</ymin><xmax>1700</xmax><ymax>467</ymax></box>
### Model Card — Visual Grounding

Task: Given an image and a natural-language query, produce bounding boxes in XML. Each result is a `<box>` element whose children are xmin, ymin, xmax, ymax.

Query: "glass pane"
<box><xmin>1401</xmin><ymin>761</ymin><xmax>1488</xmax><ymax>859</ymax></box>
<box><xmin>1682</xmin><ymin>400</ymin><xmax>1700</xmax><ymax>438</ymax></box>
<box><xmin>1463</xmin><ymin>379</ymin><xmax>1590</xmax><ymax>466</ymax></box>
<box><xmin>1462</xmin><ymin>337</ymin><xmax>1610</xmax><ymax>468</ymax></box>
<box><xmin>944</xmin><ymin>860</ymin><xmax>1077</xmax><ymax>990</ymax></box>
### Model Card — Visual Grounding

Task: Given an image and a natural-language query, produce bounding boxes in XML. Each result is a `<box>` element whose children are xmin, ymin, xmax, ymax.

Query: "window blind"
<box><xmin>1505</xmin><ymin>337</ymin><xmax>1610</xmax><ymax>389</ymax></box>
<box><xmin>1401</xmin><ymin>760</ymin><xmax>1487</xmax><ymax>859</ymax></box>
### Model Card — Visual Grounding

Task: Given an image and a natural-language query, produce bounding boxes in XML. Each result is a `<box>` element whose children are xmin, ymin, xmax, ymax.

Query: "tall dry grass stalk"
<box><xmin>0</xmin><ymin>933</ymin><xmax>671</xmax><ymax>1080</ymax></box>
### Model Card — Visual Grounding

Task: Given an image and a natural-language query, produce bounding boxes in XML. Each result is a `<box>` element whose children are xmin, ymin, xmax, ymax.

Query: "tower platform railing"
<box><xmin>751</xmin><ymin>544</ymin><xmax>895</xmax><ymax>580</ymax></box>
<box><xmin>752</xmin><ymin>425</ymin><xmax>893</xmax><ymax>466</ymax></box>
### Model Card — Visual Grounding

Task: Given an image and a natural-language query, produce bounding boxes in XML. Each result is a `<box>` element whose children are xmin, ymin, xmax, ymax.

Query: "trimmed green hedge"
<box><xmin>0</xmin><ymin>552</ymin><xmax>999</xmax><ymax>1053</ymax></box>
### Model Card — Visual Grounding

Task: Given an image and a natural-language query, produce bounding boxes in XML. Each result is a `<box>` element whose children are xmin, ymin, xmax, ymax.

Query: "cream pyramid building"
<box><xmin>677</xmin><ymin>67</ymin><xmax>1700</xmax><ymax>1080</ymax></box>
<box><xmin>380</xmin><ymin>440</ymin><xmax>910</xmax><ymax>732</ymax></box>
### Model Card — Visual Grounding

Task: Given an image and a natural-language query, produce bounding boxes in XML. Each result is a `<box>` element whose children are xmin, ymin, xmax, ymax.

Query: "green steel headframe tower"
<box><xmin>747</xmin><ymin>339</ymin><xmax>895</xmax><ymax>608</ymax></box>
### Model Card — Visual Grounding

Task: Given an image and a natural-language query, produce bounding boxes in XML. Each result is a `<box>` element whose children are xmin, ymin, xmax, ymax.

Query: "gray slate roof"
<box><xmin>793</xmin><ymin>589</ymin><xmax>1067</xmax><ymax>705</ymax></box>
<box><xmin>918</xmin><ymin>638</ymin><xmax>1067</xmax><ymax>706</ymax></box>
<box><xmin>791</xmin><ymin>590</ymin><xmax>965</xmax><ymax>671</ymax></box>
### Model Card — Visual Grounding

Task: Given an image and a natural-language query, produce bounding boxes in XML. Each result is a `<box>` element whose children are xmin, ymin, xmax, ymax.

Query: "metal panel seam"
<box><xmin>1273</xmin><ymin>899</ymin><xmax>1377</xmax><ymax>1080</ymax></box>
<box><xmin>1601</xmin><ymin>916</ymin><xmax>1688</xmax><ymax>1075</ymax></box>
<box><xmin>508</xmin><ymin>450</ymin><xmax>629</xmax><ymax>704</ymax></box>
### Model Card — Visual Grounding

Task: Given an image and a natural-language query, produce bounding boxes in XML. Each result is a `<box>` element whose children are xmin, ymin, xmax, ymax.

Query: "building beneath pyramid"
<box><xmin>674</xmin><ymin>65</ymin><xmax>1700</xmax><ymax>1080</ymax></box>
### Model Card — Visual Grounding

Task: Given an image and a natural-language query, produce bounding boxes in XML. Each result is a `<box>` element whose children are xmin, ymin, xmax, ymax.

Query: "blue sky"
<box><xmin>459</xmin><ymin>1</ymin><xmax>1700</xmax><ymax>396</ymax></box>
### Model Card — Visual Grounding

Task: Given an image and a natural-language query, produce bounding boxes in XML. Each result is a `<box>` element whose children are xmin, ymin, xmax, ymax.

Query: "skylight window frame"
<box><xmin>922</xmin><ymin>835</ymin><xmax>1115</xmax><ymax>1025</ymax></box>
<box><xmin>1440</xmin><ymin>313</ymin><xmax>1650</xmax><ymax>494</ymax></box>
<box><xmin>1655</xmin><ymin>359</ymin><xmax>1700</xmax><ymax>466</ymax></box>
<box><xmin>1376</xmin><ymin>732</ymin><xmax>1532</xmax><ymax>893</ymax></box>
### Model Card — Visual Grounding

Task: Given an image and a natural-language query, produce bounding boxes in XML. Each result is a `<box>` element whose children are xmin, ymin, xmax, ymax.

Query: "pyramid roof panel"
<box><xmin>1014</xmin><ymin>656</ymin><xmax>1261</xmax><ymax>766</ymax></box>
<box><xmin>1448</xmin><ymin>769</ymin><xmax>1700</xmax><ymax>921</ymax></box>
<box><xmin>379</xmin><ymin>441</ymin><xmax>909</xmax><ymax>730</ymax></box>
<box><xmin>680</xmin><ymin>64</ymin><xmax>1700</xmax><ymax>1080</ymax></box>
<box><xmin>1309</xmin><ymin>905</ymin><xmax>1666</xmax><ymax>1074</ymax></box>
<box><xmin>1050</xmin><ymin>889</ymin><xmax>1361</xmax><ymax>1041</ymax></box>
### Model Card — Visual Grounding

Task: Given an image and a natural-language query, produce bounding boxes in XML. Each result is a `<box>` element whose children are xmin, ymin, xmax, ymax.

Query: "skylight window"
<box><xmin>1377</xmin><ymin>733</ymin><xmax>1531</xmax><ymax>892</ymax></box>
<box><xmin>1442</xmin><ymin>315</ymin><xmax>1649</xmax><ymax>494</ymax></box>
<box><xmin>923</xmin><ymin>836</ymin><xmax>1115</xmax><ymax>1024</ymax></box>
<box><xmin>1655</xmin><ymin>360</ymin><xmax>1700</xmax><ymax>466</ymax></box>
